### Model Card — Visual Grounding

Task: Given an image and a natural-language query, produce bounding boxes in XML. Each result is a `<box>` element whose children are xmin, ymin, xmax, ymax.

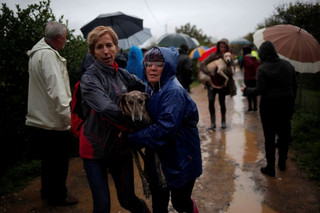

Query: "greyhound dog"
<box><xmin>120</xmin><ymin>90</ymin><xmax>151</xmax><ymax>129</ymax></box>
<box><xmin>120</xmin><ymin>90</ymin><xmax>166</xmax><ymax>198</ymax></box>
<box><xmin>199</xmin><ymin>52</ymin><xmax>234</xmax><ymax>89</ymax></box>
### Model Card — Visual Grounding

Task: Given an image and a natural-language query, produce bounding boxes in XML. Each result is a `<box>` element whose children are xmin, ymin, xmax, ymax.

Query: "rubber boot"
<box><xmin>221</xmin><ymin>114</ymin><xmax>226</xmax><ymax>129</ymax></box>
<box><xmin>208</xmin><ymin>114</ymin><xmax>216</xmax><ymax>130</ymax></box>
<box><xmin>192</xmin><ymin>198</ymin><xmax>199</xmax><ymax>213</ymax></box>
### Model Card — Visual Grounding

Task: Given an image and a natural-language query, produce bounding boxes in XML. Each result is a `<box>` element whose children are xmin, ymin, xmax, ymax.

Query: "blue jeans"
<box><xmin>83</xmin><ymin>151</ymin><xmax>147</xmax><ymax>213</ymax></box>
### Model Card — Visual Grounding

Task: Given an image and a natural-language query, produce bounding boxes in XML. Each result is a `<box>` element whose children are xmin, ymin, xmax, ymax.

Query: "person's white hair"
<box><xmin>45</xmin><ymin>21</ymin><xmax>67</xmax><ymax>40</ymax></box>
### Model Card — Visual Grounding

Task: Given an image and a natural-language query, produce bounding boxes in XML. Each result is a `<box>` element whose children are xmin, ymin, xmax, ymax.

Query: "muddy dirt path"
<box><xmin>1</xmin><ymin>69</ymin><xmax>319</xmax><ymax>213</ymax></box>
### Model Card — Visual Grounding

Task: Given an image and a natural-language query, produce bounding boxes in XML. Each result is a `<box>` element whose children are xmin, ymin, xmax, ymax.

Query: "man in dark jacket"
<box><xmin>241</xmin><ymin>41</ymin><xmax>298</xmax><ymax>177</ymax></box>
<box><xmin>176</xmin><ymin>44</ymin><xmax>193</xmax><ymax>92</ymax></box>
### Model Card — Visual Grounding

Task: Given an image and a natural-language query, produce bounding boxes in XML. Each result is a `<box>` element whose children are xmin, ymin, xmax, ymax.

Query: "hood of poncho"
<box><xmin>258</xmin><ymin>41</ymin><xmax>279</xmax><ymax>63</ymax></box>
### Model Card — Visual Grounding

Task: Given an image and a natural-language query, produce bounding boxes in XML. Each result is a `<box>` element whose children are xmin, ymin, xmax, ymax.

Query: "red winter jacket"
<box><xmin>243</xmin><ymin>54</ymin><xmax>259</xmax><ymax>81</ymax></box>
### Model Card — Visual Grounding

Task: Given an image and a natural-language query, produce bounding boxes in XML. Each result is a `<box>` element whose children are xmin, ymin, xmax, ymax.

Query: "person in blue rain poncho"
<box><xmin>126</xmin><ymin>45</ymin><xmax>147</xmax><ymax>83</ymax></box>
<box><xmin>128</xmin><ymin>46</ymin><xmax>202</xmax><ymax>213</ymax></box>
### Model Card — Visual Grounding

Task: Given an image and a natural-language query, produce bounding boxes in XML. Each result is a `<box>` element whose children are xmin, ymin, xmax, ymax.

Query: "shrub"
<box><xmin>291</xmin><ymin>110</ymin><xmax>320</xmax><ymax>181</ymax></box>
<box><xmin>0</xmin><ymin>160</ymin><xmax>41</xmax><ymax>196</ymax></box>
<box><xmin>0</xmin><ymin>0</ymin><xmax>86</xmax><ymax>175</ymax></box>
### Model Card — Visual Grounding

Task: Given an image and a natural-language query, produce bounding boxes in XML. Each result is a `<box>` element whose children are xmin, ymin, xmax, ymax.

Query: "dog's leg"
<box><xmin>132</xmin><ymin>150</ymin><xmax>151</xmax><ymax>198</ymax></box>
<box><xmin>154</xmin><ymin>153</ymin><xmax>167</xmax><ymax>188</ymax></box>
<box><xmin>217</xmin><ymin>64</ymin><xmax>229</xmax><ymax>88</ymax></box>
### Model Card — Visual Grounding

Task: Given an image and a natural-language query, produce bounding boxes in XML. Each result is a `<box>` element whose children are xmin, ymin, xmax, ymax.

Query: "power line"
<box><xmin>143</xmin><ymin>0</ymin><xmax>162</xmax><ymax>26</ymax></box>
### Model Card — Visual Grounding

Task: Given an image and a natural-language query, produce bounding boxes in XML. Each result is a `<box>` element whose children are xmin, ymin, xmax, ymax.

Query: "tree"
<box><xmin>243</xmin><ymin>1</ymin><xmax>320</xmax><ymax>44</ymax></box>
<box><xmin>274</xmin><ymin>1</ymin><xmax>320</xmax><ymax>43</ymax></box>
<box><xmin>0</xmin><ymin>0</ymin><xmax>86</xmax><ymax>174</ymax></box>
<box><xmin>175</xmin><ymin>23</ymin><xmax>211</xmax><ymax>46</ymax></box>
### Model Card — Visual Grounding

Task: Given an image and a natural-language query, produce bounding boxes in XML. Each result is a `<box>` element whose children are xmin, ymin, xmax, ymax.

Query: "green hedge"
<box><xmin>291</xmin><ymin>110</ymin><xmax>320</xmax><ymax>181</ymax></box>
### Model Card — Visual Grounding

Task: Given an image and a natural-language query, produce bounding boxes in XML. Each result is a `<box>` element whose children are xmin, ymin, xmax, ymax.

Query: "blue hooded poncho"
<box><xmin>128</xmin><ymin>46</ymin><xmax>202</xmax><ymax>189</ymax></box>
<box><xmin>125</xmin><ymin>46</ymin><xmax>146</xmax><ymax>83</ymax></box>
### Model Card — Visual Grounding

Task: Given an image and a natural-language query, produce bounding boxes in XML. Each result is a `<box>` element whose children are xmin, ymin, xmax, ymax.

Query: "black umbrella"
<box><xmin>80</xmin><ymin>11</ymin><xmax>143</xmax><ymax>40</ymax></box>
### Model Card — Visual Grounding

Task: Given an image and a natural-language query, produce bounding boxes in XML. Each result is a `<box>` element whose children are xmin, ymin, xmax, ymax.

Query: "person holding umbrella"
<box><xmin>241</xmin><ymin>41</ymin><xmax>298</xmax><ymax>177</ymax></box>
<box><xmin>79</xmin><ymin>26</ymin><xmax>150</xmax><ymax>213</ymax></box>
<box><xmin>127</xmin><ymin>47</ymin><xmax>202</xmax><ymax>213</ymax></box>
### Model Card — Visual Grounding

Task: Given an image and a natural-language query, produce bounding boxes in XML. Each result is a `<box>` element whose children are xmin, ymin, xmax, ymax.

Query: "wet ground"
<box><xmin>1</xmin><ymin>68</ymin><xmax>319</xmax><ymax>213</ymax></box>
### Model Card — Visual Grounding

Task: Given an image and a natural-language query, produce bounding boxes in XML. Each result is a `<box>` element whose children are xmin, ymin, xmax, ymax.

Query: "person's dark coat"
<box><xmin>128</xmin><ymin>47</ymin><xmax>202</xmax><ymax>189</ymax></box>
<box><xmin>78</xmin><ymin>53</ymin><xmax>95</xmax><ymax>80</ymax></box>
<box><xmin>176</xmin><ymin>48</ymin><xmax>193</xmax><ymax>90</ymax></box>
<box><xmin>243</xmin><ymin>41</ymin><xmax>298</xmax><ymax>172</ymax></box>
<box><xmin>244</xmin><ymin>41</ymin><xmax>297</xmax><ymax>101</ymax></box>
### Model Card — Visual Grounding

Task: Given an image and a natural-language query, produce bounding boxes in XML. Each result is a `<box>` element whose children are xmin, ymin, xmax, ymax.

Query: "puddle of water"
<box><xmin>225</xmin><ymin>129</ymin><xmax>275</xmax><ymax>213</ymax></box>
<box><xmin>227</xmin><ymin>168</ymin><xmax>263</xmax><ymax>213</ymax></box>
<box><xmin>200</xmin><ymin>132</ymin><xmax>212</xmax><ymax>162</ymax></box>
<box><xmin>226</xmin><ymin>167</ymin><xmax>278</xmax><ymax>213</ymax></box>
<box><xmin>243</xmin><ymin>130</ymin><xmax>261</xmax><ymax>164</ymax></box>
<box><xmin>223</xmin><ymin>74</ymin><xmax>277</xmax><ymax>213</ymax></box>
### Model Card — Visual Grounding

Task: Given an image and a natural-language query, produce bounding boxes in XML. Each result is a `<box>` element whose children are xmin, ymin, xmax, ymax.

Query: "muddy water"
<box><xmin>191</xmin><ymin>69</ymin><xmax>278</xmax><ymax>213</ymax></box>
<box><xmin>224</xmin><ymin>82</ymin><xmax>270</xmax><ymax>213</ymax></box>
<box><xmin>176</xmin><ymin>68</ymin><xmax>319</xmax><ymax>213</ymax></box>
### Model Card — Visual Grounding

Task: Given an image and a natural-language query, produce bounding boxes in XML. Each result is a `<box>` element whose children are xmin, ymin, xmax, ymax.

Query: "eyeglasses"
<box><xmin>144</xmin><ymin>62</ymin><xmax>164</xmax><ymax>68</ymax></box>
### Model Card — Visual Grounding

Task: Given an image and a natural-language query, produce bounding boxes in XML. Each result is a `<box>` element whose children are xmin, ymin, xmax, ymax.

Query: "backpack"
<box><xmin>70</xmin><ymin>81</ymin><xmax>85</xmax><ymax>138</ymax></box>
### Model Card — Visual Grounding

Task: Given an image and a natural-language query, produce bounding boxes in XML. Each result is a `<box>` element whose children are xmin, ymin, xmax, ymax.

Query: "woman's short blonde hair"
<box><xmin>87</xmin><ymin>26</ymin><xmax>119</xmax><ymax>55</ymax></box>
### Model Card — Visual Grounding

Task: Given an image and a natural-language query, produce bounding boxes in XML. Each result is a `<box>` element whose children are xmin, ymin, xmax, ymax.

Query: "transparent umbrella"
<box><xmin>118</xmin><ymin>28</ymin><xmax>152</xmax><ymax>50</ymax></box>
<box><xmin>230</xmin><ymin>38</ymin><xmax>252</xmax><ymax>45</ymax></box>
<box><xmin>156</xmin><ymin>33</ymin><xmax>198</xmax><ymax>49</ymax></box>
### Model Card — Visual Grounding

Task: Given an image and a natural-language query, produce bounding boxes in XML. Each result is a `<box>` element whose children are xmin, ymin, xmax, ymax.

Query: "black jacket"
<box><xmin>244</xmin><ymin>41</ymin><xmax>297</xmax><ymax>101</ymax></box>
<box><xmin>176</xmin><ymin>49</ymin><xmax>193</xmax><ymax>89</ymax></box>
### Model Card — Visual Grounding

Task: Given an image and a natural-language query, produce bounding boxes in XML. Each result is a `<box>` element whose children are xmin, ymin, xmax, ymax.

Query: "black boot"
<box><xmin>207</xmin><ymin>115</ymin><xmax>216</xmax><ymax>130</ymax></box>
<box><xmin>260</xmin><ymin>166</ymin><xmax>275</xmax><ymax>177</ymax></box>
<box><xmin>221</xmin><ymin>114</ymin><xmax>226</xmax><ymax>129</ymax></box>
<box><xmin>278</xmin><ymin>162</ymin><xmax>286</xmax><ymax>171</ymax></box>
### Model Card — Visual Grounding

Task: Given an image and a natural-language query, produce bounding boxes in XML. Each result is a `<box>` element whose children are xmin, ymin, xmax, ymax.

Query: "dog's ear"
<box><xmin>121</xmin><ymin>93</ymin><xmax>128</xmax><ymax>99</ymax></box>
<box><xmin>143</xmin><ymin>93</ymin><xmax>150</xmax><ymax>100</ymax></box>
<box><xmin>143</xmin><ymin>93</ymin><xmax>150</xmax><ymax>104</ymax></box>
<box><xmin>119</xmin><ymin>93</ymin><xmax>128</xmax><ymax>110</ymax></box>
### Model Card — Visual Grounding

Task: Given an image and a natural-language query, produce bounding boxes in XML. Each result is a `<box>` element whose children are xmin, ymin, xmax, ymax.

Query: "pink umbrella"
<box><xmin>199</xmin><ymin>46</ymin><xmax>217</xmax><ymax>62</ymax></box>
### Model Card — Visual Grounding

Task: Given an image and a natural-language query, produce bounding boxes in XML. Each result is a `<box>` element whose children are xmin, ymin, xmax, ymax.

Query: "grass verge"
<box><xmin>0</xmin><ymin>160</ymin><xmax>40</xmax><ymax>197</ymax></box>
<box><xmin>291</xmin><ymin>109</ymin><xmax>320</xmax><ymax>182</ymax></box>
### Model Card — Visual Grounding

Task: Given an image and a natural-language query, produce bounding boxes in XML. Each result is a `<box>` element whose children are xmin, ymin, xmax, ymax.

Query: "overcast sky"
<box><xmin>1</xmin><ymin>0</ymin><xmax>310</xmax><ymax>46</ymax></box>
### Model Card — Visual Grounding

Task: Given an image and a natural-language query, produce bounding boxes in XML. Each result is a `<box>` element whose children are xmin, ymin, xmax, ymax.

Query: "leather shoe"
<box><xmin>48</xmin><ymin>195</ymin><xmax>79</xmax><ymax>206</ymax></box>
<box><xmin>260</xmin><ymin>166</ymin><xmax>275</xmax><ymax>177</ymax></box>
